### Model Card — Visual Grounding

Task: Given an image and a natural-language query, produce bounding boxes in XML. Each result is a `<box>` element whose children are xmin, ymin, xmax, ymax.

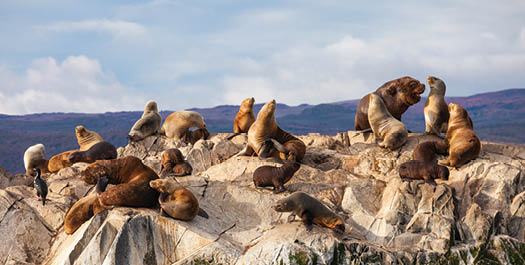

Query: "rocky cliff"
<box><xmin>1</xmin><ymin>132</ymin><xmax>525</xmax><ymax>265</ymax></box>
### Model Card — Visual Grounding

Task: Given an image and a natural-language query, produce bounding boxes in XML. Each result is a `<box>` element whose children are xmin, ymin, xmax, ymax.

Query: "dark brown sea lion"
<box><xmin>182</xmin><ymin>128</ymin><xmax>210</xmax><ymax>145</ymax></box>
<box><xmin>412</xmin><ymin>140</ymin><xmax>449</xmax><ymax>163</ymax></box>
<box><xmin>159</xmin><ymin>148</ymin><xmax>192</xmax><ymax>178</ymax></box>
<box><xmin>253</xmin><ymin>160</ymin><xmax>300</xmax><ymax>193</ymax></box>
<box><xmin>68</xmin><ymin>141</ymin><xmax>117</xmax><ymax>164</ymax></box>
<box><xmin>399</xmin><ymin>160</ymin><xmax>449</xmax><ymax>183</ymax></box>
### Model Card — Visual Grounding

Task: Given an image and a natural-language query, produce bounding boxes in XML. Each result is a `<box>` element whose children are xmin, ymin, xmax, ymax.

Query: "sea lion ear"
<box><xmin>385</xmin><ymin>83</ymin><xmax>398</xmax><ymax>96</ymax></box>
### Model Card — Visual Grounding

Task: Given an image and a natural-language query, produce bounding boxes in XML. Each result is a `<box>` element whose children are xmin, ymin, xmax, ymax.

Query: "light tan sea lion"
<box><xmin>368</xmin><ymin>94</ymin><xmax>408</xmax><ymax>150</ymax></box>
<box><xmin>424</xmin><ymin>76</ymin><xmax>449</xmax><ymax>136</ymax></box>
<box><xmin>233</xmin><ymin>97</ymin><xmax>255</xmax><ymax>133</ymax></box>
<box><xmin>23</xmin><ymin>143</ymin><xmax>50</xmax><ymax>176</ymax></box>
<box><xmin>128</xmin><ymin>101</ymin><xmax>162</xmax><ymax>142</ymax></box>
<box><xmin>75</xmin><ymin>125</ymin><xmax>103</xmax><ymax>151</ymax></box>
<box><xmin>48</xmin><ymin>150</ymin><xmax>76</xmax><ymax>173</ymax></box>
<box><xmin>160</xmin><ymin>111</ymin><xmax>206</xmax><ymax>140</ymax></box>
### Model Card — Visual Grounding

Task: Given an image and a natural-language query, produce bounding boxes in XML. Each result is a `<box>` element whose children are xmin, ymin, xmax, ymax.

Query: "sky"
<box><xmin>0</xmin><ymin>0</ymin><xmax>524</xmax><ymax>115</ymax></box>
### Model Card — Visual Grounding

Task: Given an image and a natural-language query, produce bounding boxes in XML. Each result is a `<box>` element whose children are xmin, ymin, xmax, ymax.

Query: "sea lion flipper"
<box><xmin>198</xmin><ymin>208</ymin><xmax>209</xmax><ymax>219</ymax></box>
<box><xmin>235</xmin><ymin>145</ymin><xmax>254</xmax><ymax>157</ymax></box>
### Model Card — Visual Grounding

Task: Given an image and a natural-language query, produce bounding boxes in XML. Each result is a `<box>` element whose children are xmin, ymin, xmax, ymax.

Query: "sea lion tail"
<box><xmin>351</xmin><ymin>128</ymin><xmax>373</xmax><ymax>137</ymax></box>
<box><xmin>198</xmin><ymin>208</ymin><xmax>209</xmax><ymax>219</ymax></box>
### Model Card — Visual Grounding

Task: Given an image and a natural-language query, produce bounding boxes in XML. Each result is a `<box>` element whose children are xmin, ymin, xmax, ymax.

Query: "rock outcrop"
<box><xmin>1</xmin><ymin>132</ymin><xmax>524</xmax><ymax>264</ymax></box>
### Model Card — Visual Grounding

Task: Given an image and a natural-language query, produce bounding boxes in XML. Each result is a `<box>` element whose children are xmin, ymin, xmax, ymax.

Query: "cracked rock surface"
<box><xmin>1</xmin><ymin>132</ymin><xmax>525</xmax><ymax>264</ymax></box>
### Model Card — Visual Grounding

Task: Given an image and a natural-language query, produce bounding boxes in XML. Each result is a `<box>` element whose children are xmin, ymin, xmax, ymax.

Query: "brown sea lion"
<box><xmin>355</xmin><ymin>76</ymin><xmax>425</xmax><ymax>130</ymax></box>
<box><xmin>253</xmin><ymin>160</ymin><xmax>300</xmax><ymax>193</ymax></box>
<box><xmin>182</xmin><ymin>128</ymin><xmax>210</xmax><ymax>145</ymax></box>
<box><xmin>159</xmin><ymin>149</ymin><xmax>193</xmax><ymax>178</ymax></box>
<box><xmin>64</xmin><ymin>193</ymin><xmax>101</xmax><ymax>235</ymax></box>
<box><xmin>75</xmin><ymin>125</ymin><xmax>104</xmax><ymax>151</ymax></box>
<box><xmin>48</xmin><ymin>150</ymin><xmax>76</xmax><ymax>173</ymax></box>
<box><xmin>128</xmin><ymin>101</ymin><xmax>162</xmax><ymax>142</ymax></box>
<box><xmin>149</xmin><ymin>178</ymin><xmax>207</xmax><ymax>221</ymax></box>
<box><xmin>23</xmin><ymin>143</ymin><xmax>50</xmax><ymax>176</ymax></box>
<box><xmin>399</xmin><ymin>160</ymin><xmax>449</xmax><ymax>183</ymax></box>
<box><xmin>368</xmin><ymin>94</ymin><xmax>408</xmax><ymax>150</ymax></box>
<box><xmin>160</xmin><ymin>111</ymin><xmax>206</xmax><ymax>140</ymax></box>
<box><xmin>413</xmin><ymin>140</ymin><xmax>449</xmax><ymax>163</ymax></box>
<box><xmin>64</xmin><ymin>156</ymin><xmax>159</xmax><ymax>234</ymax></box>
<box><xmin>234</xmin><ymin>97</ymin><xmax>255</xmax><ymax>133</ymax></box>
<box><xmin>424</xmin><ymin>76</ymin><xmax>449</xmax><ymax>136</ymax></box>
<box><xmin>439</xmin><ymin>103</ymin><xmax>481</xmax><ymax>168</ymax></box>
<box><xmin>68</xmin><ymin>141</ymin><xmax>117</xmax><ymax>164</ymax></box>
<box><xmin>236</xmin><ymin>100</ymin><xmax>306</xmax><ymax>162</ymax></box>
<box><xmin>272</xmin><ymin>191</ymin><xmax>345</xmax><ymax>233</ymax></box>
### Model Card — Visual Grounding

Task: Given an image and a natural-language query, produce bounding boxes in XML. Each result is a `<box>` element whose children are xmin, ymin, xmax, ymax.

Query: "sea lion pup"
<box><xmin>149</xmin><ymin>178</ymin><xmax>208</xmax><ymax>220</ymax></box>
<box><xmin>33</xmin><ymin>168</ymin><xmax>48</xmax><ymax>206</ymax></box>
<box><xmin>75</xmin><ymin>125</ymin><xmax>104</xmax><ymax>151</ymax></box>
<box><xmin>159</xmin><ymin>148</ymin><xmax>193</xmax><ymax>178</ymax></box>
<box><xmin>160</xmin><ymin>110</ymin><xmax>206</xmax><ymax>140</ymax></box>
<box><xmin>234</xmin><ymin>97</ymin><xmax>255</xmax><ymax>133</ymax></box>
<box><xmin>272</xmin><ymin>191</ymin><xmax>345</xmax><ymax>233</ymax></box>
<box><xmin>399</xmin><ymin>160</ymin><xmax>449</xmax><ymax>184</ymax></box>
<box><xmin>48</xmin><ymin>150</ymin><xmax>76</xmax><ymax>172</ymax></box>
<box><xmin>355</xmin><ymin>76</ymin><xmax>425</xmax><ymax>130</ymax></box>
<box><xmin>64</xmin><ymin>156</ymin><xmax>159</xmax><ymax>234</ymax></box>
<box><xmin>236</xmin><ymin>100</ymin><xmax>306</xmax><ymax>161</ymax></box>
<box><xmin>439</xmin><ymin>103</ymin><xmax>481</xmax><ymax>168</ymax></box>
<box><xmin>253</xmin><ymin>160</ymin><xmax>300</xmax><ymax>193</ymax></box>
<box><xmin>68</xmin><ymin>141</ymin><xmax>118</xmax><ymax>164</ymax></box>
<box><xmin>413</xmin><ymin>140</ymin><xmax>449</xmax><ymax>163</ymax></box>
<box><xmin>425</xmin><ymin>76</ymin><xmax>449</xmax><ymax>136</ymax></box>
<box><xmin>182</xmin><ymin>128</ymin><xmax>210</xmax><ymax>145</ymax></box>
<box><xmin>368</xmin><ymin>94</ymin><xmax>408</xmax><ymax>150</ymax></box>
<box><xmin>23</xmin><ymin>143</ymin><xmax>50</xmax><ymax>176</ymax></box>
<box><xmin>128</xmin><ymin>101</ymin><xmax>162</xmax><ymax>142</ymax></box>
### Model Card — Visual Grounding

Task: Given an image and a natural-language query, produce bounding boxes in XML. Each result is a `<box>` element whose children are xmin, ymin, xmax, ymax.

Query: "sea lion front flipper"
<box><xmin>300</xmin><ymin>210</ymin><xmax>314</xmax><ymax>231</ymax></box>
<box><xmin>287</xmin><ymin>213</ymin><xmax>296</xmax><ymax>223</ymax></box>
<box><xmin>198</xmin><ymin>208</ymin><xmax>209</xmax><ymax>219</ymax></box>
<box><xmin>269</xmin><ymin>139</ymin><xmax>287</xmax><ymax>154</ymax></box>
<box><xmin>235</xmin><ymin>145</ymin><xmax>254</xmax><ymax>157</ymax></box>
<box><xmin>437</xmin><ymin>159</ymin><xmax>450</xmax><ymax>166</ymax></box>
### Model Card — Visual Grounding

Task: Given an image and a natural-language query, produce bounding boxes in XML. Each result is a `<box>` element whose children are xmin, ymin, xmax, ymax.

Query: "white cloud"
<box><xmin>0</xmin><ymin>55</ymin><xmax>146</xmax><ymax>114</ymax></box>
<box><xmin>39</xmin><ymin>19</ymin><xmax>146</xmax><ymax>39</ymax></box>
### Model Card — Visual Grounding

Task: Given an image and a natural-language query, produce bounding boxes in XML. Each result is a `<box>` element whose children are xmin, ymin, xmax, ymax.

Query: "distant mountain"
<box><xmin>1</xmin><ymin>88</ymin><xmax>524</xmax><ymax>173</ymax></box>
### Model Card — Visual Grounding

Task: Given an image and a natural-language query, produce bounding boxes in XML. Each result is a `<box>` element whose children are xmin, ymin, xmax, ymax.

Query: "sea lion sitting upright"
<box><xmin>253</xmin><ymin>160</ymin><xmax>300</xmax><ymax>193</ymax></box>
<box><xmin>272</xmin><ymin>191</ymin><xmax>345</xmax><ymax>233</ymax></box>
<box><xmin>128</xmin><ymin>101</ymin><xmax>162</xmax><ymax>142</ymax></box>
<box><xmin>159</xmin><ymin>148</ymin><xmax>193</xmax><ymax>178</ymax></box>
<box><xmin>68</xmin><ymin>141</ymin><xmax>118</xmax><ymax>164</ymax></box>
<box><xmin>439</xmin><ymin>103</ymin><xmax>481</xmax><ymax>168</ymax></box>
<box><xmin>424</xmin><ymin>76</ymin><xmax>449</xmax><ymax>136</ymax></box>
<box><xmin>149</xmin><ymin>178</ymin><xmax>208</xmax><ymax>221</ymax></box>
<box><xmin>234</xmin><ymin>97</ymin><xmax>255</xmax><ymax>133</ymax></box>
<box><xmin>23</xmin><ymin>143</ymin><xmax>50</xmax><ymax>176</ymax></box>
<box><xmin>161</xmin><ymin>111</ymin><xmax>206</xmax><ymax>140</ymax></box>
<box><xmin>399</xmin><ymin>160</ymin><xmax>449</xmax><ymax>184</ymax></box>
<box><xmin>355</xmin><ymin>76</ymin><xmax>425</xmax><ymax>130</ymax></box>
<box><xmin>75</xmin><ymin>126</ymin><xmax>103</xmax><ymax>151</ymax></box>
<box><xmin>368</xmin><ymin>94</ymin><xmax>408</xmax><ymax>150</ymax></box>
<box><xmin>413</xmin><ymin>140</ymin><xmax>449</xmax><ymax>163</ymax></box>
<box><xmin>236</xmin><ymin>100</ymin><xmax>306</xmax><ymax>162</ymax></box>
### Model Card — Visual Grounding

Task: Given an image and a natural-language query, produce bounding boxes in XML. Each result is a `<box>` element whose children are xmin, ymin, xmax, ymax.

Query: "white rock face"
<box><xmin>0</xmin><ymin>132</ymin><xmax>524</xmax><ymax>264</ymax></box>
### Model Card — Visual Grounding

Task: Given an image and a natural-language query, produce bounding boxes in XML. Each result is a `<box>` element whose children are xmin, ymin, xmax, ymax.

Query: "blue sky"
<box><xmin>1</xmin><ymin>0</ymin><xmax>524</xmax><ymax>114</ymax></box>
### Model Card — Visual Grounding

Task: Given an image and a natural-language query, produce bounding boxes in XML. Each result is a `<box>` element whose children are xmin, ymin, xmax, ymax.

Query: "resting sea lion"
<box><xmin>48</xmin><ymin>150</ymin><xmax>76</xmax><ymax>172</ymax></box>
<box><xmin>424</xmin><ymin>76</ymin><xmax>449</xmax><ymax>136</ymax></box>
<box><xmin>439</xmin><ymin>103</ymin><xmax>481</xmax><ymax>168</ymax></box>
<box><xmin>161</xmin><ymin>111</ymin><xmax>206</xmax><ymax>140</ymax></box>
<box><xmin>236</xmin><ymin>100</ymin><xmax>306</xmax><ymax>161</ymax></box>
<box><xmin>23</xmin><ymin>143</ymin><xmax>49</xmax><ymax>176</ymax></box>
<box><xmin>128</xmin><ymin>101</ymin><xmax>162</xmax><ymax>142</ymax></box>
<box><xmin>368</xmin><ymin>94</ymin><xmax>408</xmax><ymax>150</ymax></box>
<box><xmin>413</xmin><ymin>140</ymin><xmax>448</xmax><ymax>163</ymax></box>
<box><xmin>182</xmin><ymin>128</ymin><xmax>210</xmax><ymax>145</ymax></box>
<box><xmin>253</xmin><ymin>160</ymin><xmax>300</xmax><ymax>193</ymax></box>
<box><xmin>64</xmin><ymin>156</ymin><xmax>159</xmax><ymax>234</ymax></box>
<box><xmin>355</xmin><ymin>76</ymin><xmax>425</xmax><ymax>130</ymax></box>
<box><xmin>272</xmin><ymin>191</ymin><xmax>345</xmax><ymax>233</ymax></box>
<box><xmin>64</xmin><ymin>193</ymin><xmax>100</xmax><ymax>235</ymax></box>
<box><xmin>149</xmin><ymin>178</ymin><xmax>208</xmax><ymax>220</ymax></box>
<box><xmin>159</xmin><ymin>148</ymin><xmax>193</xmax><ymax>178</ymax></box>
<box><xmin>234</xmin><ymin>97</ymin><xmax>255</xmax><ymax>133</ymax></box>
<box><xmin>399</xmin><ymin>160</ymin><xmax>449</xmax><ymax>183</ymax></box>
<box><xmin>68</xmin><ymin>141</ymin><xmax>117</xmax><ymax>164</ymax></box>
<box><xmin>75</xmin><ymin>126</ymin><xmax>104</xmax><ymax>151</ymax></box>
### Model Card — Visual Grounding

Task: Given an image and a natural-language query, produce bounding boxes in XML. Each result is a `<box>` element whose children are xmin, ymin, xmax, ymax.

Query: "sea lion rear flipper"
<box><xmin>198</xmin><ymin>208</ymin><xmax>209</xmax><ymax>219</ymax></box>
<box><xmin>235</xmin><ymin>145</ymin><xmax>254</xmax><ymax>157</ymax></box>
<box><xmin>269</xmin><ymin>139</ymin><xmax>288</xmax><ymax>154</ymax></box>
<box><xmin>226</xmin><ymin>133</ymin><xmax>241</xmax><ymax>140</ymax></box>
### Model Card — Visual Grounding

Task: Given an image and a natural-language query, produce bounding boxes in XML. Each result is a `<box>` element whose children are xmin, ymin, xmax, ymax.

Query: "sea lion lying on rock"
<box><xmin>253</xmin><ymin>160</ymin><xmax>300</xmax><ymax>193</ymax></box>
<box><xmin>159</xmin><ymin>148</ymin><xmax>192</xmax><ymax>178</ymax></box>
<box><xmin>48</xmin><ymin>150</ymin><xmax>76</xmax><ymax>173</ymax></box>
<box><xmin>399</xmin><ymin>160</ymin><xmax>449</xmax><ymax>184</ymax></box>
<box><xmin>182</xmin><ymin>128</ymin><xmax>210</xmax><ymax>145</ymax></box>
<box><xmin>161</xmin><ymin>111</ymin><xmax>206</xmax><ymax>140</ymax></box>
<box><xmin>368</xmin><ymin>94</ymin><xmax>408</xmax><ymax>150</ymax></box>
<box><xmin>412</xmin><ymin>140</ymin><xmax>449</xmax><ymax>163</ymax></box>
<box><xmin>149</xmin><ymin>178</ymin><xmax>208</xmax><ymax>220</ymax></box>
<box><xmin>68</xmin><ymin>141</ymin><xmax>117</xmax><ymax>164</ymax></box>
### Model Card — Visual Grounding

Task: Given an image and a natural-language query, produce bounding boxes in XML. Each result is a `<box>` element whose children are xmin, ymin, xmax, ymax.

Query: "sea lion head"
<box><xmin>257</xmin><ymin>99</ymin><xmax>276</xmax><ymax>120</ymax></box>
<box><xmin>398</xmin><ymin>163</ymin><xmax>410</xmax><ymax>178</ymax></box>
<box><xmin>427</xmin><ymin>76</ymin><xmax>446</xmax><ymax>96</ymax></box>
<box><xmin>437</xmin><ymin>165</ymin><xmax>450</xmax><ymax>180</ymax></box>
<box><xmin>144</xmin><ymin>101</ymin><xmax>159</xmax><ymax>113</ymax></box>
<box><xmin>82</xmin><ymin>161</ymin><xmax>111</xmax><ymax>185</ymax></box>
<box><xmin>397</xmin><ymin>76</ymin><xmax>425</xmax><ymax>106</ymax></box>
<box><xmin>67</xmin><ymin>151</ymin><xmax>82</xmax><ymax>163</ymax></box>
<box><xmin>272</xmin><ymin>197</ymin><xmax>295</xmax><ymax>212</ymax></box>
<box><xmin>149</xmin><ymin>178</ymin><xmax>181</xmax><ymax>193</ymax></box>
<box><xmin>240</xmin><ymin>97</ymin><xmax>255</xmax><ymax>112</ymax></box>
<box><xmin>75</xmin><ymin>126</ymin><xmax>87</xmax><ymax>137</ymax></box>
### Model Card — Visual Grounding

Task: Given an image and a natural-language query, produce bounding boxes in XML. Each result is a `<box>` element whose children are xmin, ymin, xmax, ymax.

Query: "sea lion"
<box><xmin>64</xmin><ymin>193</ymin><xmax>100</xmax><ymax>235</ymax></box>
<box><xmin>182</xmin><ymin>128</ymin><xmax>210</xmax><ymax>145</ymax></box>
<box><xmin>272</xmin><ymin>191</ymin><xmax>345</xmax><ymax>233</ymax></box>
<box><xmin>424</xmin><ymin>76</ymin><xmax>449</xmax><ymax>136</ymax></box>
<box><xmin>160</xmin><ymin>110</ymin><xmax>206</xmax><ymax>140</ymax></box>
<box><xmin>159</xmin><ymin>148</ymin><xmax>193</xmax><ymax>178</ymax></box>
<box><xmin>64</xmin><ymin>156</ymin><xmax>159</xmax><ymax>234</ymax></box>
<box><xmin>234</xmin><ymin>97</ymin><xmax>255</xmax><ymax>133</ymax></box>
<box><xmin>128</xmin><ymin>101</ymin><xmax>162</xmax><ymax>142</ymax></box>
<box><xmin>48</xmin><ymin>150</ymin><xmax>76</xmax><ymax>172</ymax></box>
<box><xmin>399</xmin><ymin>160</ymin><xmax>449</xmax><ymax>183</ymax></box>
<box><xmin>368</xmin><ymin>94</ymin><xmax>408</xmax><ymax>150</ymax></box>
<box><xmin>253</xmin><ymin>160</ymin><xmax>300</xmax><ymax>193</ymax></box>
<box><xmin>413</xmin><ymin>140</ymin><xmax>449</xmax><ymax>163</ymax></box>
<box><xmin>23</xmin><ymin>143</ymin><xmax>50</xmax><ymax>176</ymax></box>
<box><xmin>149</xmin><ymin>178</ymin><xmax>207</xmax><ymax>221</ymax></box>
<box><xmin>236</xmin><ymin>100</ymin><xmax>306</xmax><ymax>162</ymax></box>
<box><xmin>439</xmin><ymin>103</ymin><xmax>481</xmax><ymax>168</ymax></box>
<box><xmin>75</xmin><ymin>126</ymin><xmax>104</xmax><ymax>151</ymax></box>
<box><xmin>68</xmin><ymin>141</ymin><xmax>117</xmax><ymax>164</ymax></box>
<box><xmin>355</xmin><ymin>76</ymin><xmax>425</xmax><ymax>130</ymax></box>
<box><xmin>95</xmin><ymin>176</ymin><xmax>109</xmax><ymax>194</ymax></box>
<box><xmin>33</xmin><ymin>168</ymin><xmax>48</xmax><ymax>206</ymax></box>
